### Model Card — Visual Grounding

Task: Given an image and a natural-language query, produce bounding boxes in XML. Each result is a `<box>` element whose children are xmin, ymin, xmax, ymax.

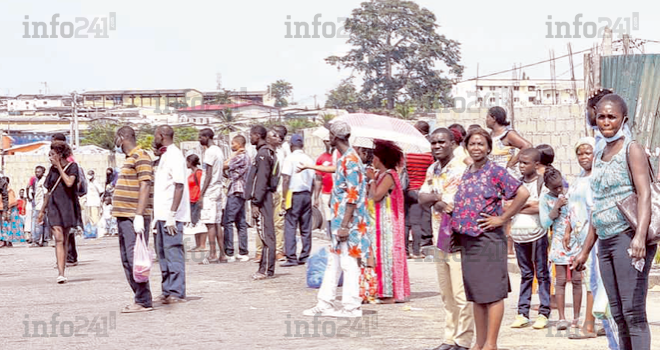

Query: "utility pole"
<box><xmin>568</xmin><ymin>43</ymin><xmax>578</xmax><ymax>103</ymax></box>
<box><xmin>71</xmin><ymin>91</ymin><xmax>79</xmax><ymax>149</ymax></box>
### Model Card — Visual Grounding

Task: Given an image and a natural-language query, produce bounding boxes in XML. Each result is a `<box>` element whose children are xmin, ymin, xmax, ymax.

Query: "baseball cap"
<box><xmin>290</xmin><ymin>134</ymin><xmax>304</xmax><ymax>147</ymax></box>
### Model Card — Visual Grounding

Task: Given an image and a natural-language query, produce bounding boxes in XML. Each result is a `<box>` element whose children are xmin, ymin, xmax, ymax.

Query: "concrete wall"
<box><xmin>435</xmin><ymin>104</ymin><xmax>588</xmax><ymax>182</ymax></box>
<box><xmin>3</xmin><ymin>153</ymin><xmax>124</xmax><ymax>191</ymax></box>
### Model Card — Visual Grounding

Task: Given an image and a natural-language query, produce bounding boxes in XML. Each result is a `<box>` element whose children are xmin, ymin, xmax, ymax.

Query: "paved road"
<box><xmin>1</xmin><ymin>232</ymin><xmax>659</xmax><ymax>350</ymax></box>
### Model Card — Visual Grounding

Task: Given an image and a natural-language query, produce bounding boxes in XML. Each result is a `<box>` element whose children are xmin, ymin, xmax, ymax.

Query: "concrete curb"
<box><xmin>507</xmin><ymin>257</ymin><xmax>660</xmax><ymax>289</ymax></box>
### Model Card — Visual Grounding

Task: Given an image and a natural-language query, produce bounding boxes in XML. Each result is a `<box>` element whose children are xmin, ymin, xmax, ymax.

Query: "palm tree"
<box><xmin>216</xmin><ymin>108</ymin><xmax>246</xmax><ymax>134</ymax></box>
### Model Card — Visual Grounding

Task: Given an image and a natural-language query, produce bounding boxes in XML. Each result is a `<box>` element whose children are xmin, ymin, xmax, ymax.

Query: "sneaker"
<box><xmin>276</xmin><ymin>252</ymin><xmax>286</xmax><ymax>262</ymax></box>
<box><xmin>330</xmin><ymin>308</ymin><xmax>362</xmax><ymax>318</ymax></box>
<box><xmin>56</xmin><ymin>276</ymin><xmax>67</xmax><ymax>284</ymax></box>
<box><xmin>280</xmin><ymin>261</ymin><xmax>299</xmax><ymax>267</ymax></box>
<box><xmin>302</xmin><ymin>305</ymin><xmax>335</xmax><ymax>317</ymax></box>
<box><xmin>510</xmin><ymin>314</ymin><xmax>530</xmax><ymax>328</ymax></box>
<box><xmin>226</xmin><ymin>256</ymin><xmax>236</xmax><ymax>263</ymax></box>
<box><xmin>237</xmin><ymin>254</ymin><xmax>250</xmax><ymax>262</ymax></box>
<box><xmin>532</xmin><ymin>315</ymin><xmax>549</xmax><ymax>329</ymax></box>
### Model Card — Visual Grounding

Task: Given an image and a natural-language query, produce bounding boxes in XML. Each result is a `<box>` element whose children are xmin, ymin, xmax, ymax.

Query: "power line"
<box><xmin>459</xmin><ymin>46</ymin><xmax>601</xmax><ymax>83</ymax></box>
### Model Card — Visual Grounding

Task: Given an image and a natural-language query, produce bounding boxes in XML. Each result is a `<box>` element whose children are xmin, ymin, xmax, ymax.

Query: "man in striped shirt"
<box><xmin>113</xmin><ymin>126</ymin><xmax>154</xmax><ymax>313</ymax></box>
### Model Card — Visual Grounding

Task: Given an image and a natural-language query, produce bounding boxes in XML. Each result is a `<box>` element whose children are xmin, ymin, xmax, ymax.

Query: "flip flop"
<box><xmin>121</xmin><ymin>304</ymin><xmax>154</xmax><ymax>313</ymax></box>
<box><xmin>568</xmin><ymin>331</ymin><xmax>597</xmax><ymax>339</ymax></box>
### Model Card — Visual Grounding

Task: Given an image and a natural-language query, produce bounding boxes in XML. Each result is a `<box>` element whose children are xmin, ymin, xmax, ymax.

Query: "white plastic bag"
<box><xmin>133</xmin><ymin>233</ymin><xmax>152</xmax><ymax>283</ymax></box>
<box><xmin>592</xmin><ymin>271</ymin><xmax>611</xmax><ymax>320</ymax></box>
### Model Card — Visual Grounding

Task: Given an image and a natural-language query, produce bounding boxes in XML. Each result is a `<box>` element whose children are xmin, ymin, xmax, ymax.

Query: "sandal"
<box><xmin>556</xmin><ymin>320</ymin><xmax>570</xmax><ymax>331</ymax></box>
<box><xmin>568</xmin><ymin>330</ymin><xmax>597</xmax><ymax>339</ymax></box>
<box><xmin>597</xmin><ymin>328</ymin><xmax>606</xmax><ymax>337</ymax></box>
<box><xmin>200</xmin><ymin>257</ymin><xmax>226</xmax><ymax>265</ymax></box>
<box><xmin>121</xmin><ymin>304</ymin><xmax>154</xmax><ymax>313</ymax></box>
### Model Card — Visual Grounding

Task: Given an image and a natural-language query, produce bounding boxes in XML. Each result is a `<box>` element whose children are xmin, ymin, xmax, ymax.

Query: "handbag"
<box><xmin>615</xmin><ymin>141</ymin><xmax>660</xmax><ymax>245</ymax></box>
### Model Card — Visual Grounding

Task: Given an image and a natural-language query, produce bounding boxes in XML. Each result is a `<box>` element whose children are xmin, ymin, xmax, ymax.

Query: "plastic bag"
<box><xmin>306</xmin><ymin>246</ymin><xmax>343</xmax><ymax>289</ymax></box>
<box><xmin>592</xmin><ymin>271</ymin><xmax>611</xmax><ymax>320</ymax></box>
<box><xmin>83</xmin><ymin>222</ymin><xmax>97</xmax><ymax>239</ymax></box>
<box><xmin>133</xmin><ymin>233</ymin><xmax>152</xmax><ymax>283</ymax></box>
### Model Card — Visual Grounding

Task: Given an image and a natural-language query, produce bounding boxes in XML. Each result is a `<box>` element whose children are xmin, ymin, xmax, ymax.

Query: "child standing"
<box><xmin>98</xmin><ymin>195</ymin><xmax>118</xmax><ymax>238</ymax></box>
<box><xmin>509</xmin><ymin>148</ymin><xmax>550</xmax><ymax>329</ymax></box>
<box><xmin>540</xmin><ymin>167</ymin><xmax>581</xmax><ymax>331</ymax></box>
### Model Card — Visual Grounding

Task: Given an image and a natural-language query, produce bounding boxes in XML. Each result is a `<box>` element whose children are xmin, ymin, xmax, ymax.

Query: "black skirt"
<box><xmin>459</xmin><ymin>228</ymin><xmax>511</xmax><ymax>304</ymax></box>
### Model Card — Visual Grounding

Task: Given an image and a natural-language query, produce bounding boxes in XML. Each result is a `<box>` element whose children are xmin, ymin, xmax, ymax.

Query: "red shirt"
<box><xmin>406</xmin><ymin>153</ymin><xmax>434</xmax><ymax>191</ymax></box>
<box><xmin>188</xmin><ymin>169</ymin><xmax>203</xmax><ymax>203</ymax></box>
<box><xmin>315</xmin><ymin>152</ymin><xmax>334</xmax><ymax>194</ymax></box>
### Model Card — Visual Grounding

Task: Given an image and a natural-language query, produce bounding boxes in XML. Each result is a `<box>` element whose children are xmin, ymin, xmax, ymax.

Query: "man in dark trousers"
<box><xmin>246</xmin><ymin>125</ymin><xmax>277</xmax><ymax>280</ymax></box>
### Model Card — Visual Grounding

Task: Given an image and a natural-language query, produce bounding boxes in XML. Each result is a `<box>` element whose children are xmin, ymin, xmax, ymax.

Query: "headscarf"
<box><xmin>574</xmin><ymin>137</ymin><xmax>596</xmax><ymax>154</ymax></box>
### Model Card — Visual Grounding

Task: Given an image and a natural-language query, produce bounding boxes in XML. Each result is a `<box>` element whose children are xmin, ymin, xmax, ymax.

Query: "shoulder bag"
<box><xmin>615</xmin><ymin>142</ymin><xmax>660</xmax><ymax>245</ymax></box>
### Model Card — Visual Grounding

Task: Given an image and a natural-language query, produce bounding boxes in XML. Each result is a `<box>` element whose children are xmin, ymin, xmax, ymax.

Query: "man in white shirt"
<box><xmin>30</xmin><ymin>165</ymin><xmax>50</xmax><ymax>246</ymax></box>
<box><xmin>153</xmin><ymin>125</ymin><xmax>190</xmax><ymax>303</ymax></box>
<box><xmin>280</xmin><ymin>134</ymin><xmax>315</xmax><ymax>267</ymax></box>
<box><xmin>198</xmin><ymin>128</ymin><xmax>226</xmax><ymax>263</ymax></box>
<box><xmin>84</xmin><ymin>170</ymin><xmax>103</xmax><ymax>228</ymax></box>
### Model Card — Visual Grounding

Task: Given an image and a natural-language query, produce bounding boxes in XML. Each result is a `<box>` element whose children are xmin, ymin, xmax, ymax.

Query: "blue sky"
<box><xmin>0</xmin><ymin>0</ymin><xmax>655</xmax><ymax>106</ymax></box>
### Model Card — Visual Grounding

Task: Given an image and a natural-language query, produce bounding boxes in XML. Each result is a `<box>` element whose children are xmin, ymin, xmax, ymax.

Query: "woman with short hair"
<box><xmin>452</xmin><ymin>128</ymin><xmax>530</xmax><ymax>350</ymax></box>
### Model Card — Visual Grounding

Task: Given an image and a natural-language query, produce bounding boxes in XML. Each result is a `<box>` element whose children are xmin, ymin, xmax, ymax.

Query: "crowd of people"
<box><xmin>2</xmin><ymin>90</ymin><xmax>658</xmax><ymax>350</ymax></box>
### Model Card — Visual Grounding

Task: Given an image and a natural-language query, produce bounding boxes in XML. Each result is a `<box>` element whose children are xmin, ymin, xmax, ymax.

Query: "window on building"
<box><xmin>514</xmin><ymin>97</ymin><xmax>520</xmax><ymax>102</ymax></box>
<box><xmin>478</xmin><ymin>86</ymin><xmax>483</xmax><ymax>91</ymax></box>
<box><xmin>489</xmin><ymin>97</ymin><xmax>496</xmax><ymax>103</ymax></box>
<box><xmin>43</xmin><ymin>101</ymin><xmax>48</xmax><ymax>104</ymax></box>
<box><xmin>546</xmin><ymin>94</ymin><xmax>551</xmax><ymax>99</ymax></box>
<box><xmin>528</xmin><ymin>97</ymin><xmax>535</xmax><ymax>102</ymax></box>
<box><xmin>528</xmin><ymin>86</ymin><xmax>535</xmax><ymax>91</ymax></box>
<box><xmin>514</xmin><ymin>86</ymin><xmax>520</xmax><ymax>91</ymax></box>
<box><xmin>477</xmin><ymin>97</ymin><xmax>483</xmax><ymax>103</ymax></box>
<box><xmin>489</xmin><ymin>86</ymin><xmax>496</xmax><ymax>91</ymax></box>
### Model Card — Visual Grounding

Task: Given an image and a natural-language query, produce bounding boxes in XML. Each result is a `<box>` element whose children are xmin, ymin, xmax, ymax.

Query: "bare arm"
<box><xmin>281</xmin><ymin>174</ymin><xmax>291</xmax><ymax>211</ymax></box>
<box><xmin>629</xmin><ymin>142</ymin><xmax>651</xmax><ymax>259</ymax></box>
<box><xmin>57</xmin><ymin>163</ymin><xmax>76</xmax><ymax>188</ymax></box>
<box><xmin>478</xmin><ymin>185</ymin><xmax>530</xmax><ymax>231</ymax></box>
<box><xmin>300</xmin><ymin>164</ymin><xmax>335</xmax><ymax>173</ymax></box>
<box><xmin>519</xmin><ymin>200</ymin><xmax>539</xmax><ymax>215</ymax></box>
<box><xmin>313</xmin><ymin>174</ymin><xmax>323</xmax><ymax>207</ymax></box>
<box><xmin>340</xmin><ymin>203</ymin><xmax>356</xmax><ymax>229</ymax></box>
<box><xmin>200</xmin><ymin>164</ymin><xmax>212</xmax><ymax>196</ymax></box>
<box><xmin>370</xmin><ymin>173</ymin><xmax>394</xmax><ymax>202</ymax></box>
<box><xmin>572</xmin><ymin>222</ymin><xmax>597</xmax><ymax>270</ymax></box>
<box><xmin>506</xmin><ymin>130</ymin><xmax>532</xmax><ymax>168</ymax></box>
<box><xmin>418</xmin><ymin>192</ymin><xmax>441</xmax><ymax>208</ymax></box>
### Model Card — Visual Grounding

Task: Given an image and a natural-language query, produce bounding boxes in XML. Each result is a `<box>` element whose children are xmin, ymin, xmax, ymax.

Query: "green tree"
<box><xmin>325</xmin><ymin>79</ymin><xmax>359</xmax><ymax>112</ymax></box>
<box><xmin>269</xmin><ymin>80</ymin><xmax>293</xmax><ymax>107</ymax></box>
<box><xmin>136</xmin><ymin>124</ymin><xmax>156</xmax><ymax>150</ymax></box>
<box><xmin>81</xmin><ymin>121</ymin><xmax>119</xmax><ymax>150</ymax></box>
<box><xmin>210</xmin><ymin>89</ymin><xmax>233</xmax><ymax>105</ymax></box>
<box><xmin>326</xmin><ymin>0</ymin><xmax>463</xmax><ymax>110</ymax></box>
<box><xmin>285</xmin><ymin>119</ymin><xmax>318</xmax><ymax>133</ymax></box>
<box><xmin>173</xmin><ymin>126</ymin><xmax>200</xmax><ymax>145</ymax></box>
<box><xmin>395</xmin><ymin>101</ymin><xmax>415</xmax><ymax>120</ymax></box>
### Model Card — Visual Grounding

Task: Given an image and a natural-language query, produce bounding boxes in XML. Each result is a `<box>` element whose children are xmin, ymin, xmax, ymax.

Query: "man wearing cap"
<box><xmin>280</xmin><ymin>134</ymin><xmax>315</xmax><ymax>267</ymax></box>
<box><xmin>303</xmin><ymin>120</ymin><xmax>370</xmax><ymax>318</ymax></box>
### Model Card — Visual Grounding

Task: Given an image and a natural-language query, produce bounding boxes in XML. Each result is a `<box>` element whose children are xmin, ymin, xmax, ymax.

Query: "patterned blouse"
<box><xmin>329</xmin><ymin>147</ymin><xmax>371</xmax><ymax>260</ymax></box>
<box><xmin>451</xmin><ymin>160</ymin><xmax>522</xmax><ymax>237</ymax></box>
<box><xmin>591</xmin><ymin>138</ymin><xmax>634</xmax><ymax>239</ymax></box>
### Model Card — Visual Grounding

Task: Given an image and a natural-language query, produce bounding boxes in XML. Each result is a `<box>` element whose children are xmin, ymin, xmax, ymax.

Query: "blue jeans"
<box><xmin>31</xmin><ymin>207</ymin><xmax>50</xmax><ymax>245</ymax></box>
<box><xmin>513</xmin><ymin>234</ymin><xmax>551</xmax><ymax>318</ymax></box>
<box><xmin>223</xmin><ymin>195</ymin><xmax>248</xmax><ymax>256</ymax></box>
<box><xmin>155</xmin><ymin>221</ymin><xmax>186</xmax><ymax>299</ymax></box>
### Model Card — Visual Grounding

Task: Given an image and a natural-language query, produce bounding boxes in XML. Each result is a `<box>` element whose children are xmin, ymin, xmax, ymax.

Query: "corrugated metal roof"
<box><xmin>601</xmin><ymin>54</ymin><xmax>660</xmax><ymax>170</ymax></box>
